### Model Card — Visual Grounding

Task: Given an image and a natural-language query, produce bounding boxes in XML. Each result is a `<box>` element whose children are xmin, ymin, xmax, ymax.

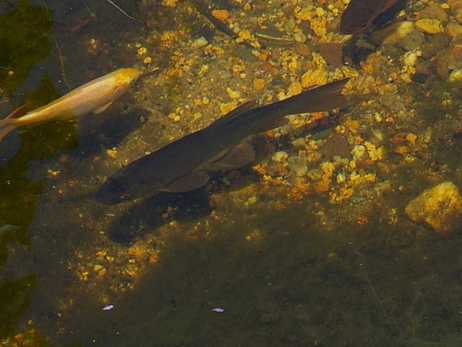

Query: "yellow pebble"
<box><xmin>238</xmin><ymin>30</ymin><xmax>252</xmax><ymax>41</ymax></box>
<box><xmin>226</xmin><ymin>88</ymin><xmax>241</xmax><ymax>99</ymax></box>
<box><xmin>220</xmin><ymin>101</ymin><xmax>238</xmax><ymax>115</ymax></box>
<box><xmin>106</xmin><ymin>148</ymin><xmax>118</xmax><ymax>159</ymax></box>
<box><xmin>301</xmin><ymin>68</ymin><xmax>328</xmax><ymax>88</ymax></box>
<box><xmin>162</xmin><ymin>0</ymin><xmax>178</xmax><ymax>7</ymax></box>
<box><xmin>287</xmin><ymin>82</ymin><xmax>302</xmax><ymax>96</ymax></box>
<box><xmin>415</xmin><ymin>19</ymin><xmax>444</xmax><ymax>34</ymax></box>
<box><xmin>406</xmin><ymin>133</ymin><xmax>417</xmax><ymax>145</ymax></box>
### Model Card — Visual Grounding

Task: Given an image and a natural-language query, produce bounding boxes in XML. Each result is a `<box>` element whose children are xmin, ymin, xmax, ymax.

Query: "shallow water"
<box><xmin>2</xmin><ymin>0</ymin><xmax>462</xmax><ymax>346</ymax></box>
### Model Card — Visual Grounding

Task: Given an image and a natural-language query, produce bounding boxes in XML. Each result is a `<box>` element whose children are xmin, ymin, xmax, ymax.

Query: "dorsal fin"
<box><xmin>212</xmin><ymin>100</ymin><xmax>257</xmax><ymax>127</ymax></box>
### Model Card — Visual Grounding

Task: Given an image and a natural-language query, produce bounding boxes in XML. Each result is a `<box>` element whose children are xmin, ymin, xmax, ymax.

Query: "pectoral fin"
<box><xmin>93</xmin><ymin>101</ymin><xmax>113</xmax><ymax>114</ymax></box>
<box><xmin>207</xmin><ymin>141</ymin><xmax>256</xmax><ymax>171</ymax></box>
<box><xmin>163</xmin><ymin>170</ymin><xmax>210</xmax><ymax>193</ymax></box>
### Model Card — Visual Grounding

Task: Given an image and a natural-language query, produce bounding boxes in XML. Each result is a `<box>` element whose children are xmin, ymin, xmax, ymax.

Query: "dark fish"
<box><xmin>340</xmin><ymin>0</ymin><xmax>404</xmax><ymax>35</ymax></box>
<box><xmin>96</xmin><ymin>79</ymin><xmax>350</xmax><ymax>204</ymax></box>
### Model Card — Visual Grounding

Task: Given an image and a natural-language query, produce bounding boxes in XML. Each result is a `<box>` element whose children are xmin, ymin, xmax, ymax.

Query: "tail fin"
<box><xmin>275</xmin><ymin>78</ymin><xmax>351</xmax><ymax>116</ymax></box>
<box><xmin>251</xmin><ymin>78</ymin><xmax>351</xmax><ymax>133</ymax></box>
<box><xmin>0</xmin><ymin>119</ymin><xmax>17</xmax><ymax>143</ymax></box>
<box><xmin>0</xmin><ymin>104</ymin><xmax>26</xmax><ymax>143</ymax></box>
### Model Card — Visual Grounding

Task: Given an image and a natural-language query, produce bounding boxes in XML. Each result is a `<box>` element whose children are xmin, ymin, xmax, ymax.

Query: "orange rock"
<box><xmin>254</xmin><ymin>78</ymin><xmax>265</xmax><ymax>91</ymax></box>
<box><xmin>393</xmin><ymin>145</ymin><xmax>410</xmax><ymax>156</ymax></box>
<box><xmin>357</xmin><ymin>215</ymin><xmax>369</xmax><ymax>225</ymax></box>
<box><xmin>211</xmin><ymin>9</ymin><xmax>230</xmax><ymax>21</ymax></box>
<box><xmin>315</xmin><ymin>178</ymin><xmax>331</xmax><ymax>193</ymax></box>
<box><xmin>390</xmin><ymin>132</ymin><xmax>408</xmax><ymax>145</ymax></box>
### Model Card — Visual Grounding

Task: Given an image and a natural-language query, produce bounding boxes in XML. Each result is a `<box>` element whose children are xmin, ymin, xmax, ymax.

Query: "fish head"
<box><xmin>115</xmin><ymin>67</ymin><xmax>143</xmax><ymax>87</ymax></box>
<box><xmin>95</xmin><ymin>177</ymin><xmax>132</xmax><ymax>204</ymax></box>
<box><xmin>101</xmin><ymin>67</ymin><xmax>143</xmax><ymax>102</ymax></box>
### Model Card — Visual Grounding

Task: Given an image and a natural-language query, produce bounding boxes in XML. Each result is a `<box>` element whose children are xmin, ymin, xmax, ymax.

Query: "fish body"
<box><xmin>340</xmin><ymin>0</ymin><xmax>402</xmax><ymax>35</ymax></box>
<box><xmin>0</xmin><ymin>68</ymin><xmax>142</xmax><ymax>142</ymax></box>
<box><xmin>96</xmin><ymin>79</ymin><xmax>350</xmax><ymax>204</ymax></box>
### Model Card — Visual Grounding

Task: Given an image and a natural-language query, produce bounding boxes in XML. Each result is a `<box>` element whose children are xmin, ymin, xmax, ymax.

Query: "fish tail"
<box><xmin>275</xmin><ymin>78</ymin><xmax>350</xmax><ymax>116</ymax></box>
<box><xmin>0</xmin><ymin>119</ymin><xmax>17</xmax><ymax>143</ymax></box>
<box><xmin>5</xmin><ymin>103</ymin><xmax>28</xmax><ymax>119</ymax></box>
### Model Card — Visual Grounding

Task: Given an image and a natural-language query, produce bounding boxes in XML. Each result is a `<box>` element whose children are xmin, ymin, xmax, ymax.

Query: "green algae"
<box><xmin>0</xmin><ymin>76</ymin><xmax>77</xmax><ymax>245</ymax></box>
<box><xmin>0</xmin><ymin>276</ymin><xmax>36</xmax><ymax>337</ymax></box>
<box><xmin>0</xmin><ymin>0</ymin><xmax>53</xmax><ymax>94</ymax></box>
<box><xmin>0</xmin><ymin>2</ymin><xmax>79</xmax><ymax>342</ymax></box>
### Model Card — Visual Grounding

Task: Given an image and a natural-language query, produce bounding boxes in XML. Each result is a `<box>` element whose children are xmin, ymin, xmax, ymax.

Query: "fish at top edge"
<box><xmin>95</xmin><ymin>78</ymin><xmax>351</xmax><ymax>205</ymax></box>
<box><xmin>340</xmin><ymin>0</ymin><xmax>403</xmax><ymax>35</ymax></box>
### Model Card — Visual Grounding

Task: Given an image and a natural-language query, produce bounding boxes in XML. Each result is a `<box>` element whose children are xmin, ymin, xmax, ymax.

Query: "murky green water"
<box><xmin>2</xmin><ymin>0</ymin><xmax>462</xmax><ymax>346</ymax></box>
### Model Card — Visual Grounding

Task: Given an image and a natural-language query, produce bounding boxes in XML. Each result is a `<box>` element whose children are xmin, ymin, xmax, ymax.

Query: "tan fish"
<box><xmin>0</xmin><ymin>67</ymin><xmax>143</xmax><ymax>142</ymax></box>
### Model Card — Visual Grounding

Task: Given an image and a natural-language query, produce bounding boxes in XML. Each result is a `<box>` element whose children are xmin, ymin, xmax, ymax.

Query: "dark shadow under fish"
<box><xmin>108</xmin><ymin>188</ymin><xmax>211</xmax><ymax>244</ymax></box>
<box><xmin>107</xmin><ymin>135</ymin><xmax>272</xmax><ymax>244</ymax></box>
<box><xmin>95</xmin><ymin>79</ymin><xmax>350</xmax><ymax>205</ymax></box>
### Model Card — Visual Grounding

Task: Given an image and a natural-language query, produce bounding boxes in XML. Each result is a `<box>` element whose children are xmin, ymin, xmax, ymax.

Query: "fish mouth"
<box><xmin>339</xmin><ymin>22</ymin><xmax>354</xmax><ymax>35</ymax></box>
<box><xmin>138</xmin><ymin>68</ymin><xmax>160</xmax><ymax>81</ymax></box>
<box><xmin>94</xmin><ymin>178</ymin><xmax>131</xmax><ymax>205</ymax></box>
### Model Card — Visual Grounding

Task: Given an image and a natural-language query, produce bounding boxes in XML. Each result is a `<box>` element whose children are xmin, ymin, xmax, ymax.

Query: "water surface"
<box><xmin>2</xmin><ymin>1</ymin><xmax>462</xmax><ymax>346</ymax></box>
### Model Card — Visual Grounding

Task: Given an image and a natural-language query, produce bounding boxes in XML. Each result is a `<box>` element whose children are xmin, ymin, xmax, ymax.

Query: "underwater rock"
<box><xmin>448</xmin><ymin>68</ymin><xmax>462</xmax><ymax>83</ymax></box>
<box><xmin>191</xmin><ymin>36</ymin><xmax>208</xmax><ymax>48</ymax></box>
<box><xmin>419</xmin><ymin>3</ymin><xmax>449</xmax><ymax>23</ymax></box>
<box><xmin>447</xmin><ymin>22</ymin><xmax>462</xmax><ymax>38</ymax></box>
<box><xmin>374</xmin><ymin>21</ymin><xmax>415</xmax><ymax>45</ymax></box>
<box><xmin>372</xmin><ymin>21</ymin><xmax>425</xmax><ymax>51</ymax></box>
<box><xmin>415</xmin><ymin>19</ymin><xmax>444</xmax><ymax>34</ymax></box>
<box><xmin>399</xmin><ymin>30</ymin><xmax>427</xmax><ymax>51</ymax></box>
<box><xmin>351</xmin><ymin>144</ymin><xmax>366</xmax><ymax>160</ymax></box>
<box><xmin>272</xmin><ymin>151</ymin><xmax>288</xmax><ymax>163</ymax></box>
<box><xmin>405</xmin><ymin>181</ymin><xmax>462</xmax><ymax>234</ymax></box>
<box><xmin>301</xmin><ymin>68</ymin><xmax>328</xmax><ymax>89</ymax></box>
<box><xmin>288</xmin><ymin>156</ymin><xmax>307</xmax><ymax>177</ymax></box>
<box><xmin>449</xmin><ymin>0</ymin><xmax>462</xmax><ymax>23</ymax></box>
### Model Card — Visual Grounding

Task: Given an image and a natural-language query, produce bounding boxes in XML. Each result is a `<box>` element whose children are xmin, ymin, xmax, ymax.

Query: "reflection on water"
<box><xmin>2</xmin><ymin>0</ymin><xmax>462</xmax><ymax>346</ymax></box>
